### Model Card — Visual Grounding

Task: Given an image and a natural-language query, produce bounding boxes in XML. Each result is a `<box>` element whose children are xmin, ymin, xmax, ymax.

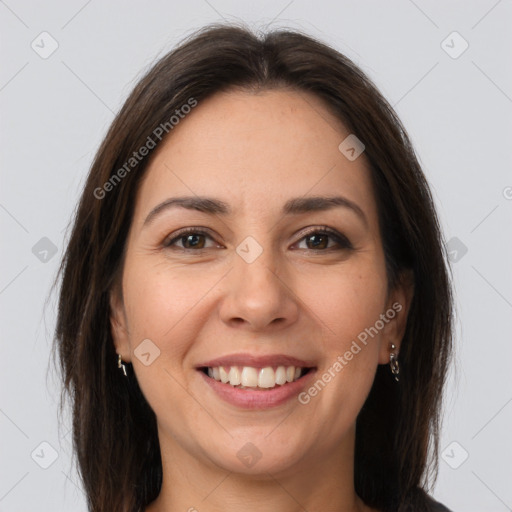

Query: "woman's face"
<box><xmin>111</xmin><ymin>89</ymin><xmax>412</xmax><ymax>477</ymax></box>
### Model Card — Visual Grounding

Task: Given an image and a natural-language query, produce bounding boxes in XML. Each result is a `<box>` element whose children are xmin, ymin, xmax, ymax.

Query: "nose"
<box><xmin>218</xmin><ymin>243</ymin><xmax>300</xmax><ymax>332</ymax></box>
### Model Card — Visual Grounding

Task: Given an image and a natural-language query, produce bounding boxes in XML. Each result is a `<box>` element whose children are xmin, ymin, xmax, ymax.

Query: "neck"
<box><xmin>145</xmin><ymin>423</ymin><xmax>375</xmax><ymax>512</ymax></box>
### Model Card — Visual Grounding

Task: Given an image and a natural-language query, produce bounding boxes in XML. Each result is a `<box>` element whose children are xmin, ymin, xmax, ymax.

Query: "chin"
<box><xmin>199</xmin><ymin>429</ymin><xmax>310</xmax><ymax>477</ymax></box>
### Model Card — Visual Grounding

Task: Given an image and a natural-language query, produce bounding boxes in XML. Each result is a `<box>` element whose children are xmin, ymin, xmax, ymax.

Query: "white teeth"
<box><xmin>241</xmin><ymin>366</ymin><xmax>258</xmax><ymax>387</ymax></box>
<box><xmin>258</xmin><ymin>367</ymin><xmax>275</xmax><ymax>388</ymax></box>
<box><xmin>219</xmin><ymin>366</ymin><xmax>229</xmax><ymax>383</ymax></box>
<box><xmin>205</xmin><ymin>365</ymin><xmax>306</xmax><ymax>389</ymax></box>
<box><xmin>275</xmin><ymin>366</ymin><xmax>287</xmax><ymax>385</ymax></box>
<box><xmin>228</xmin><ymin>366</ymin><xmax>241</xmax><ymax>385</ymax></box>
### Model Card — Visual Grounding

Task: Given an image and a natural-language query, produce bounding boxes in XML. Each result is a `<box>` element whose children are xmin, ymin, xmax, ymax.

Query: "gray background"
<box><xmin>1</xmin><ymin>1</ymin><xmax>511</xmax><ymax>511</ymax></box>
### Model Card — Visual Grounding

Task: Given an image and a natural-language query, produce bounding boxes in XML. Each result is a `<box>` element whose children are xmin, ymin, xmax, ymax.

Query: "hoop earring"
<box><xmin>389</xmin><ymin>343</ymin><xmax>400</xmax><ymax>382</ymax></box>
<box><xmin>117</xmin><ymin>354</ymin><xmax>127</xmax><ymax>377</ymax></box>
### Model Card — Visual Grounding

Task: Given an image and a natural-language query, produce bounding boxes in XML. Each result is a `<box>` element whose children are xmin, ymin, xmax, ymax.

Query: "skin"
<box><xmin>110</xmin><ymin>88</ymin><xmax>414</xmax><ymax>512</ymax></box>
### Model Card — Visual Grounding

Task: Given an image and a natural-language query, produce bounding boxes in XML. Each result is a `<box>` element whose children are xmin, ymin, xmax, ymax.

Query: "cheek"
<box><xmin>301</xmin><ymin>260</ymin><xmax>388</xmax><ymax>347</ymax></box>
<box><xmin>122</xmin><ymin>259</ymin><xmax>217</xmax><ymax>347</ymax></box>
<box><xmin>298</xmin><ymin>256</ymin><xmax>388</xmax><ymax>422</ymax></box>
<box><xmin>121</xmin><ymin>262</ymin><xmax>204</xmax><ymax>420</ymax></box>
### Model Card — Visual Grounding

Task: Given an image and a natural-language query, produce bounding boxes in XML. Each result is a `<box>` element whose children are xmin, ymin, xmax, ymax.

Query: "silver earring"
<box><xmin>117</xmin><ymin>354</ymin><xmax>127</xmax><ymax>377</ymax></box>
<box><xmin>389</xmin><ymin>343</ymin><xmax>400</xmax><ymax>382</ymax></box>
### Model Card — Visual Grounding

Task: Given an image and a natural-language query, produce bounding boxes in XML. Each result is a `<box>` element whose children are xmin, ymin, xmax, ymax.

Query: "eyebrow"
<box><xmin>143</xmin><ymin>195</ymin><xmax>368</xmax><ymax>227</ymax></box>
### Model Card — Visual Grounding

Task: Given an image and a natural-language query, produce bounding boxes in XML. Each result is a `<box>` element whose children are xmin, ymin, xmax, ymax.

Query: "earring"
<box><xmin>117</xmin><ymin>354</ymin><xmax>127</xmax><ymax>377</ymax></box>
<box><xmin>389</xmin><ymin>343</ymin><xmax>400</xmax><ymax>382</ymax></box>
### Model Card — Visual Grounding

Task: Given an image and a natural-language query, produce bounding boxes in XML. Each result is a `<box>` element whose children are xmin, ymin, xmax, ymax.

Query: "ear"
<box><xmin>109</xmin><ymin>283</ymin><xmax>132</xmax><ymax>362</ymax></box>
<box><xmin>378</xmin><ymin>269</ymin><xmax>414</xmax><ymax>364</ymax></box>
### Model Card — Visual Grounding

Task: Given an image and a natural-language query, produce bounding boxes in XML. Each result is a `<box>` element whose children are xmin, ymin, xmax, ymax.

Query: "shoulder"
<box><xmin>425</xmin><ymin>495</ymin><xmax>453</xmax><ymax>512</ymax></box>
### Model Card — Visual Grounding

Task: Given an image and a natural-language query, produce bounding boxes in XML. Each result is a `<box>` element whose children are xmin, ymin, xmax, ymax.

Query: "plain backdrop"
<box><xmin>1</xmin><ymin>1</ymin><xmax>511</xmax><ymax>511</ymax></box>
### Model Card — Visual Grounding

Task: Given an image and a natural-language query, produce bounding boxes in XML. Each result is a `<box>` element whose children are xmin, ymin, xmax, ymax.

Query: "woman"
<box><xmin>54</xmin><ymin>22</ymin><xmax>454</xmax><ymax>512</ymax></box>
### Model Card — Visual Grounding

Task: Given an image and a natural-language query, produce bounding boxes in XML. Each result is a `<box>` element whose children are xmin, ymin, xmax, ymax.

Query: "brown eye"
<box><xmin>163</xmin><ymin>226</ymin><xmax>353</xmax><ymax>253</ymax></box>
<box><xmin>294</xmin><ymin>227</ymin><xmax>353</xmax><ymax>251</ymax></box>
<box><xmin>163</xmin><ymin>229</ymin><xmax>216</xmax><ymax>250</ymax></box>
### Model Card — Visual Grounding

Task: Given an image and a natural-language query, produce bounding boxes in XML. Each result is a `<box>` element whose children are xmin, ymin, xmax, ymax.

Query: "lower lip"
<box><xmin>198</xmin><ymin>370</ymin><xmax>316</xmax><ymax>410</ymax></box>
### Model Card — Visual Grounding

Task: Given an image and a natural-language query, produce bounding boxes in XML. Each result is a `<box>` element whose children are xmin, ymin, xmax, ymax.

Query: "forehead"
<box><xmin>133</xmin><ymin>88</ymin><xmax>378</xmax><ymax>228</ymax></box>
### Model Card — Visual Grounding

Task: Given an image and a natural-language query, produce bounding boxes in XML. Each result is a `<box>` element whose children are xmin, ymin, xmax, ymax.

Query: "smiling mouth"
<box><xmin>199</xmin><ymin>365</ymin><xmax>314</xmax><ymax>390</ymax></box>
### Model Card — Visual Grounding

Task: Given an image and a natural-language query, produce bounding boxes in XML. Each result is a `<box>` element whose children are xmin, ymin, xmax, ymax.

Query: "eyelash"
<box><xmin>162</xmin><ymin>226</ymin><xmax>353</xmax><ymax>253</ymax></box>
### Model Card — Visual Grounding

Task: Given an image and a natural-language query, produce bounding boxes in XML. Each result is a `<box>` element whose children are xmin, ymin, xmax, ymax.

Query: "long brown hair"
<box><xmin>53</xmin><ymin>22</ymin><xmax>453</xmax><ymax>512</ymax></box>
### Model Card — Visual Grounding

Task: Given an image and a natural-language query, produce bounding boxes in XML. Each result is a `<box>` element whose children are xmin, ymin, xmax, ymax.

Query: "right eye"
<box><xmin>163</xmin><ymin>228</ymin><xmax>221</xmax><ymax>251</ymax></box>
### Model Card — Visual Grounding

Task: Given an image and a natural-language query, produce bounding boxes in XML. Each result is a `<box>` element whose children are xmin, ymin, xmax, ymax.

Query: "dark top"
<box><xmin>428</xmin><ymin>495</ymin><xmax>453</xmax><ymax>511</ymax></box>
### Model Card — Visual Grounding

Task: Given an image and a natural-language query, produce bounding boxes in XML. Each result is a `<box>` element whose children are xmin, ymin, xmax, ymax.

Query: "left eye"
<box><xmin>293</xmin><ymin>227</ymin><xmax>353</xmax><ymax>251</ymax></box>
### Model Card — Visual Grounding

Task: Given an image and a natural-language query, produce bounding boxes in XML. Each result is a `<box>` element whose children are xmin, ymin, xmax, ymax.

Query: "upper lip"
<box><xmin>197</xmin><ymin>353</ymin><xmax>316</xmax><ymax>369</ymax></box>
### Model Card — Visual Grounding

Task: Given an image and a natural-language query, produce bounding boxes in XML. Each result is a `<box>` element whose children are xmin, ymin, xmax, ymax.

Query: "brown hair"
<box><xmin>53</xmin><ymin>22</ymin><xmax>453</xmax><ymax>512</ymax></box>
